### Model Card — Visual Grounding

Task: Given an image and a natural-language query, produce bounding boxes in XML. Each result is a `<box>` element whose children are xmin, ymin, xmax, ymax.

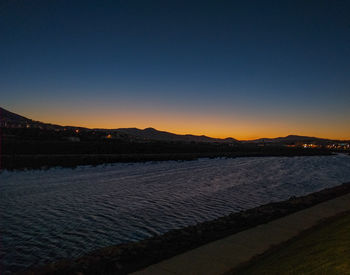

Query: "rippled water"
<box><xmin>1</xmin><ymin>155</ymin><xmax>350</xmax><ymax>273</ymax></box>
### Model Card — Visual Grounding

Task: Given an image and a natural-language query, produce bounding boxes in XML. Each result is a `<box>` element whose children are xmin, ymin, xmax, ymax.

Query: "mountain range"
<box><xmin>0</xmin><ymin>107</ymin><xmax>347</xmax><ymax>144</ymax></box>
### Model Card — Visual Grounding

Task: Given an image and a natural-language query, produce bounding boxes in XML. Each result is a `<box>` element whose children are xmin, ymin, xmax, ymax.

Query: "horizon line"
<box><xmin>2</xmin><ymin>106</ymin><xmax>350</xmax><ymax>141</ymax></box>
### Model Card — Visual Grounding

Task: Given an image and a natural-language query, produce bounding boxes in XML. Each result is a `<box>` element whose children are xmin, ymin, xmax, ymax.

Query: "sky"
<box><xmin>1</xmin><ymin>0</ymin><xmax>349</xmax><ymax>140</ymax></box>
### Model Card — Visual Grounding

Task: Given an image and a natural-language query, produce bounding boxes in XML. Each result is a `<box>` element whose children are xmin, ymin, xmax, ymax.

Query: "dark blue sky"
<box><xmin>1</xmin><ymin>0</ymin><xmax>349</xmax><ymax>139</ymax></box>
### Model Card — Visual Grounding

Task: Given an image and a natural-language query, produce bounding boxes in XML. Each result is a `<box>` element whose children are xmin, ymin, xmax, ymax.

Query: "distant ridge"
<box><xmin>108</xmin><ymin>127</ymin><xmax>239</xmax><ymax>143</ymax></box>
<box><xmin>0</xmin><ymin>107</ymin><xmax>83</xmax><ymax>131</ymax></box>
<box><xmin>1</xmin><ymin>107</ymin><xmax>347</xmax><ymax>143</ymax></box>
<box><xmin>0</xmin><ymin>107</ymin><xmax>238</xmax><ymax>143</ymax></box>
<box><xmin>246</xmin><ymin>135</ymin><xmax>333</xmax><ymax>144</ymax></box>
<box><xmin>0</xmin><ymin>107</ymin><xmax>35</xmax><ymax>125</ymax></box>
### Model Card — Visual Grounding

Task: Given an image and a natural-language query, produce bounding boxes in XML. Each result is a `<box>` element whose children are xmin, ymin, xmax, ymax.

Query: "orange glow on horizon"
<box><xmin>10</xmin><ymin>106</ymin><xmax>350</xmax><ymax>141</ymax></box>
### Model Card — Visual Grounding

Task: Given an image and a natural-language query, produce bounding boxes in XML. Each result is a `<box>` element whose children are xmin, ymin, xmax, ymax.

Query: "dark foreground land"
<box><xmin>2</xmin><ymin>142</ymin><xmax>333</xmax><ymax>171</ymax></box>
<box><xmin>21</xmin><ymin>182</ymin><xmax>350</xmax><ymax>275</ymax></box>
<box><xmin>0</xmin><ymin>126</ymin><xmax>340</xmax><ymax>170</ymax></box>
<box><xmin>2</xmin><ymin>148</ymin><xmax>333</xmax><ymax>170</ymax></box>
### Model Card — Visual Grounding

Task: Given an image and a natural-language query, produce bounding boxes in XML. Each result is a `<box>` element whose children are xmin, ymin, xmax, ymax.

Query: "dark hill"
<box><xmin>0</xmin><ymin>107</ymin><xmax>33</xmax><ymax>125</ymax></box>
<box><xmin>111</xmin><ymin>127</ymin><xmax>238</xmax><ymax>143</ymax></box>
<box><xmin>246</xmin><ymin>135</ymin><xmax>342</xmax><ymax>144</ymax></box>
<box><xmin>0</xmin><ymin>107</ymin><xmax>238</xmax><ymax>143</ymax></box>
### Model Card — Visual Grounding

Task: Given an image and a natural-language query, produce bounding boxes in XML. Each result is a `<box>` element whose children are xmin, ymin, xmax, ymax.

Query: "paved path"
<box><xmin>132</xmin><ymin>193</ymin><xmax>350</xmax><ymax>275</ymax></box>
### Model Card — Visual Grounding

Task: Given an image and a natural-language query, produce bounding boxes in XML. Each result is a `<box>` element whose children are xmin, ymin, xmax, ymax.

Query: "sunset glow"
<box><xmin>2</xmin><ymin>0</ymin><xmax>350</xmax><ymax>140</ymax></box>
<box><xmin>6</xmin><ymin>105</ymin><xmax>349</xmax><ymax>140</ymax></box>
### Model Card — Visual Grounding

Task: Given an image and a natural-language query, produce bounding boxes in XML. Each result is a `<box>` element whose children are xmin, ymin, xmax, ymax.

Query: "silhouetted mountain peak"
<box><xmin>0</xmin><ymin>107</ymin><xmax>65</xmax><ymax>130</ymax></box>
<box><xmin>143</xmin><ymin>127</ymin><xmax>158</xmax><ymax>132</ymax></box>
<box><xmin>0</xmin><ymin>107</ymin><xmax>32</xmax><ymax>123</ymax></box>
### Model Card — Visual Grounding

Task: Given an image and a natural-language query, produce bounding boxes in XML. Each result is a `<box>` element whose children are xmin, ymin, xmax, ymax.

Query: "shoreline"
<box><xmin>21</xmin><ymin>181</ymin><xmax>350</xmax><ymax>275</ymax></box>
<box><xmin>2</xmin><ymin>148</ymin><xmax>333</xmax><ymax>171</ymax></box>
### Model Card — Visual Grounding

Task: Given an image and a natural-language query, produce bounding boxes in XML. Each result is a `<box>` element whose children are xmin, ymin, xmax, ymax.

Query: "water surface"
<box><xmin>1</xmin><ymin>155</ymin><xmax>350</xmax><ymax>273</ymax></box>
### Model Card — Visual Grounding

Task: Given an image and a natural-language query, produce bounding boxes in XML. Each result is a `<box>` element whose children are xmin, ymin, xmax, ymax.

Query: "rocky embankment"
<box><xmin>21</xmin><ymin>182</ymin><xmax>350</xmax><ymax>275</ymax></box>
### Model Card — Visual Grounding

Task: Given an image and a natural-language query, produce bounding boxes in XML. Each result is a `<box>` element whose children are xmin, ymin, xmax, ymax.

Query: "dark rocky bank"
<box><xmin>20</xmin><ymin>182</ymin><xmax>350</xmax><ymax>275</ymax></box>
